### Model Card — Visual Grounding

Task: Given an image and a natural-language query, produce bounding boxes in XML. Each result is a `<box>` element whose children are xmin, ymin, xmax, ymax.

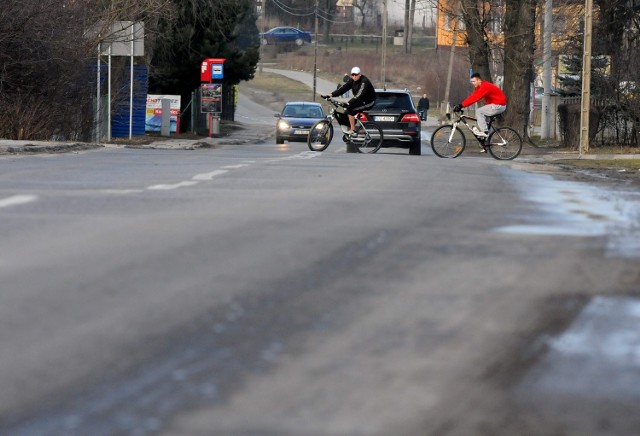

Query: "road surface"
<box><xmin>0</xmin><ymin>98</ymin><xmax>639</xmax><ymax>436</ymax></box>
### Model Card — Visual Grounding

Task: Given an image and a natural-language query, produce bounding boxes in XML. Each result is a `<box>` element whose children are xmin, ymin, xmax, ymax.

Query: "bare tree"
<box><xmin>459</xmin><ymin>0</ymin><xmax>492</xmax><ymax>81</ymax></box>
<box><xmin>353</xmin><ymin>0</ymin><xmax>373</xmax><ymax>27</ymax></box>
<box><xmin>402</xmin><ymin>0</ymin><xmax>418</xmax><ymax>53</ymax></box>
<box><xmin>502</xmin><ymin>0</ymin><xmax>538</xmax><ymax>138</ymax></box>
<box><xmin>0</xmin><ymin>0</ymin><xmax>173</xmax><ymax>141</ymax></box>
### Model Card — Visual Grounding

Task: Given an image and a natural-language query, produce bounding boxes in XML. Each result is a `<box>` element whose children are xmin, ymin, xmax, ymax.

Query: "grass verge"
<box><xmin>239</xmin><ymin>71</ymin><xmax>317</xmax><ymax>113</ymax></box>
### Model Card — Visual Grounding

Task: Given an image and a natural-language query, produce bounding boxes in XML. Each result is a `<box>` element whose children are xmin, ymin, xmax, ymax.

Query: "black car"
<box><xmin>363</xmin><ymin>90</ymin><xmax>422</xmax><ymax>155</ymax></box>
<box><xmin>275</xmin><ymin>101</ymin><xmax>325</xmax><ymax>144</ymax></box>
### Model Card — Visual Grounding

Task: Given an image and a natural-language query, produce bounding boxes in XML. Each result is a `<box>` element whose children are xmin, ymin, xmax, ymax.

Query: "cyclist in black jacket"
<box><xmin>322</xmin><ymin>66</ymin><xmax>376</xmax><ymax>135</ymax></box>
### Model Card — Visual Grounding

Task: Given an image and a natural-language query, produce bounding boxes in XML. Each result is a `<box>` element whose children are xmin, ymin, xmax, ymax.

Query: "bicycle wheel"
<box><xmin>354</xmin><ymin>122</ymin><xmax>383</xmax><ymax>154</ymax></box>
<box><xmin>308</xmin><ymin>120</ymin><xmax>334</xmax><ymax>152</ymax></box>
<box><xmin>487</xmin><ymin>127</ymin><xmax>522</xmax><ymax>160</ymax></box>
<box><xmin>431</xmin><ymin>125</ymin><xmax>465</xmax><ymax>158</ymax></box>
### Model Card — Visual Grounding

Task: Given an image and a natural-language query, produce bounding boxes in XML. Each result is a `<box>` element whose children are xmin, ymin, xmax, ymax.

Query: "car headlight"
<box><xmin>277</xmin><ymin>120</ymin><xmax>291</xmax><ymax>131</ymax></box>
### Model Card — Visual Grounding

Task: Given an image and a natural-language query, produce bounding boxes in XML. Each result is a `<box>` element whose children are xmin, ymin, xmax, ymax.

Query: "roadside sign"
<box><xmin>145</xmin><ymin>95</ymin><xmax>180</xmax><ymax>132</ymax></box>
<box><xmin>212</xmin><ymin>64</ymin><xmax>224</xmax><ymax>80</ymax></box>
<box><xmin>201</xmin><ymin>84</ymin><xmax>222</xmax><ymax>113</ymax></box>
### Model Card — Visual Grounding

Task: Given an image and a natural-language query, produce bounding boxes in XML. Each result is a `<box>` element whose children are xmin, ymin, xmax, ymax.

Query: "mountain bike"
<box><xmin>307</xmin><ymin>97</ymin><xmax>383</xmax><ymax>154</ymax></box>
<box><xmin>430</xmin><ymin>109</ymin><xmax>522</xmax><ymax>160</ymax></box>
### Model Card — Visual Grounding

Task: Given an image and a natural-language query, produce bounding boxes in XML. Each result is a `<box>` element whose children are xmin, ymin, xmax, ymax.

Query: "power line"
<box><xmin>317</xmin><ymin>8</ymin><xmax>354</xmax><ymax>25</ymax></box>
<box><xmin>268</xmin><ymin>0</ymin><xmax>354</xmax><ymax>25</ymax></box>
<box><xmin>270</xmin><ymin>0</ymin><xmax>316</xmax><ymax>17</ymax></box>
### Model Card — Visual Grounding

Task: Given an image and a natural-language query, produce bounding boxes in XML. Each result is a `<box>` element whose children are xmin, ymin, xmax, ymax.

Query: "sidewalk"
<box><xmin>0</xmin><ymin>122</ymin><xmax>273</xmax><ymax>154</ymax></box>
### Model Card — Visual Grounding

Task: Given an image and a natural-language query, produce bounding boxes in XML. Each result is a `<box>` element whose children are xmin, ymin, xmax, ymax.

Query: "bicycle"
<box><xmin>430</xmin><ymin>109</ymin><xmax>522</xmax><ymax>160</ymax></box>
<box><xmin>307</xmin><ymin>97</ymin><xmax>383</xmax><ymax>154</ymax></box>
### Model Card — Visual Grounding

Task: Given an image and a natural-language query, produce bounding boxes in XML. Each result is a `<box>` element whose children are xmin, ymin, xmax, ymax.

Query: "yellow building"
<box><xmin>436</xmin><ymin>0</ymin><xmax>583</xmax><ymax>52</ymax></box>
<box><xmin>436</xmin><ymin>1</ymin><xmax>467</xmax><ymax>47</ymax></box>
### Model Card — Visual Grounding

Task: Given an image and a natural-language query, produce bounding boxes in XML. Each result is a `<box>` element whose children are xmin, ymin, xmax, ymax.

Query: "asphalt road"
<box><xmin>1</xmin><ymin>128</ymin><xmax>639</xmax><ymax>433</ymax></box>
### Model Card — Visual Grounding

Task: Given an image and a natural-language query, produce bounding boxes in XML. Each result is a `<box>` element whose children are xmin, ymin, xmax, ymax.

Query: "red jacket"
<box><xmin>462</xmin><ymin>81</ymin><xmax>507</xmax><ymax>107</ymax></box>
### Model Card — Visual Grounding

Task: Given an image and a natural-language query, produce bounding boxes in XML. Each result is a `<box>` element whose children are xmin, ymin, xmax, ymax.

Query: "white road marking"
<box><xmin>192</xmin><ymin>170</ymin><xmax>229</xmax><ymax>181</ymax></box>
<box><xmin>266</xmin><ymin>151</ymin><xmax>319</xmax><ymax>162</ymax></box>
<box><xmin>101</xmin><ymin>189</ymin><xmax>145</xmax><ymax>194</ymax></box>
<box><xmin>221</xmin><ymin>164</ymin><xmax>250</xmax><ymax>169</ymax></box>
<box><xmin>147</xmin><ymin>181</ymin><xmax>200</xmax><ymax>190</ymax></box>
<box><xmin>0</xmin><ymin>195</ymin><xmax>38</xmax><ymax>208</ymax></box>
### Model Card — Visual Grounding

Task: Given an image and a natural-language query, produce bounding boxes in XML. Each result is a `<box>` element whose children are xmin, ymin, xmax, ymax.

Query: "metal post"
<box><xmin>108</xmin><ymin>44</ymin><xmax>112</xmax><ymax>142</ymax></box>
<box><xmin>443</xmin><ymin>3</ymin><xmax>461</xmax><ymax>112</ymax></box>
<box><xmin>191</xmin><ymin>91</ymin><xmax>196</xmax><ymax>135</ymax></box>
<box><xmin>129</xmin><ymin>24</ymin><xmax>134</xmax><ymax>139</ymax></box>
<box><xmin>313</xmin><ymin>0</ymin><xmax>318</xmax><ymax>100</ymax></box>
<box><xmin>259</xmin><ymin>0</ymin><xmax>266</xmax><ymax>73</ymax></box>
<box><xmin>579</xmin><ymin>0</ymin><xmax>593</xmax><ymax>155</ymax></box>
<box><xmin>541</xmin><ymin>0</ymin><xmax>553</xmax><ymax>139</ymax></box>
<box><xmin>96</xmin><ymin>43</ymin><xmax>101</xmax><ymax>143</ymax></box>
<box><xmin>381</xmin><ymin>0</ymin><xmax>387</xmax><ymax>88</ymax></box>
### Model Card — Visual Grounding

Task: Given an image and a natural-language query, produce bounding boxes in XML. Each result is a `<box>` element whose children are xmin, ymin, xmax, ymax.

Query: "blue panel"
<box><xmin>112</xmin><ymin>65</ymin><xmax>149</xmax><ymax>138</ymax></box>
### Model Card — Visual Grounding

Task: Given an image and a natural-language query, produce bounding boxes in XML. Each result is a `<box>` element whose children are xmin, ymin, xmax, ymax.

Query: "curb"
<box><xmin>0</xmin><ymin>128</ymin><xmax>273</xmax><ymax>154</ymax></box>
<box><xmin>1</xmin><ymin>142</ymin><xmax>104</xmax><ymax>154</ymax></box>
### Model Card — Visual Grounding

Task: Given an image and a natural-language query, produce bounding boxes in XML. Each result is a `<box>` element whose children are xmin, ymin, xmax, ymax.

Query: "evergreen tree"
<box><xmin>149</xmin><ymin>0</ymin><xmax>260</xmax><ymax>97</ymax></box>
<box><xmin>557</xmin><ymin>15</ymin><xmax>613</xmax><ymax>98</ymax></box>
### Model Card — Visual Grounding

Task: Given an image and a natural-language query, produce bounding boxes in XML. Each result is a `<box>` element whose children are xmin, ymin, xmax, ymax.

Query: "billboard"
<box><xmin>145</xmin><ymin>95</ymin><xmax>180</xmax><ymax>132</ymax></box>
<box><xmin>201</xmin><ymin>84</ymin><xmax>222</xmax><ymax>113</ymax></box>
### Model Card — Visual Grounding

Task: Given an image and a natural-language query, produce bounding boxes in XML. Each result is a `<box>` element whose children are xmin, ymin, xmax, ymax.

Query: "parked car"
<box><xmin>531</xmin><ymin>86</ymin><xmax>544</xmax><ymax>108</ymax></box>
<box><xmin>260</xmin><ymin>27</ymin><xmax>312</xmax><ymax>46</ymax></box>
<box><xmin>275</xmin><ymin>102</ymin><xmax>325</xmax><ymax>144</ymax></box>
<box><xmin>361</xmin><ymin>90</ymin><xmax>422</xmax><ymax>155</ymax></box>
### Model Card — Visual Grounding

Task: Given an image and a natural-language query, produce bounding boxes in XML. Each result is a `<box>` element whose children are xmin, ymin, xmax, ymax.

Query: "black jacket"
<box><xmin>332</xmin><ymin>75</ymin><xmax>376</xmax><ymax>106</ymax></box>
<box><xmin>418</xmin><ymin>97</ymin><xmax>430</xmax><ymax>111</ymax></box>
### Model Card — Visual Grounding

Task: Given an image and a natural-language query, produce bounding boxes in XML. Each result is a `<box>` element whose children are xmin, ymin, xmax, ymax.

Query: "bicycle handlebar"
<box><xmin>322</xmin><ymin>95</ymin><xmax>348</xmax><ymax>108</ymax></box>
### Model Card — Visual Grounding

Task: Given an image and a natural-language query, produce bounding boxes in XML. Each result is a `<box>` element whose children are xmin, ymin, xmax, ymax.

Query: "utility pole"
<box><xmin>381</xmin><ymin>0</ymin><xmax>388</xmax><ymax>88</ymax></box>
<box><xmin>443</xmin><ymin>1</ymin><xmax>461</xmax><ymax>112</ymax></box>
<box><xmin>579</xmin><ymin>0</ymin><xmax>593</xmax><ymax>155</ymax></box>
<box><xmin>541</xmin><ymin>0</ymin><xmax>553</xmax><ymax>139</ymax></box>
<box><xmin>313</xmin><ymin>0</ymin><xmax>318</xmax><ymax>100</ymax></box>
<box><xmin>259</xmin><ymin>0</ymin><xmax>266</xmax><ymax>74</ymax></box>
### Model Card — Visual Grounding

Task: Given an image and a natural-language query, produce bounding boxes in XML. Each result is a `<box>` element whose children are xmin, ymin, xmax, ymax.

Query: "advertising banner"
<box><xmin>201</xmin><ymin>84</ymin><xmax>222</xmax><ymax>113</ymax></box>
<box><xmin>146</xmin><ymin>95</ymin><xmax>180</xmax><ymax>132</ymax></box>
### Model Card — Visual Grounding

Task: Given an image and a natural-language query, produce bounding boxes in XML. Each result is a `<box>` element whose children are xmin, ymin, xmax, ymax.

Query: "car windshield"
<box><xmin>283</xmin><ymin>105</ymin><xmax>323</xmax><ymax>118</ymax></box>
<box><xmin>371</xmin><ymin>93</ymin><xmax>414</xmax><ymax>111</ymax></box>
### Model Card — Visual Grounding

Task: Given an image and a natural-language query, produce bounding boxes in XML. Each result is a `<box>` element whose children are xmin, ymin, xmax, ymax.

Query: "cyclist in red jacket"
<box><xmin>452</xmin><ymin>73</ymin><xmax>506</xmax><ymax>137</ymax></box>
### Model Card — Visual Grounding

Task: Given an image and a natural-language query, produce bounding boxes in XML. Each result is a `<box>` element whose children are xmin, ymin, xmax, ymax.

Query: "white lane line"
<box><xmin>265</xmin><ymin>151</ymin><xmax>319</xmax><ymax>162</ymax></box>
<box><xmin>147</xmin><ymin>181</ymin><xmax>200</xmax><ymax>190</ymax></box>
<box><xmin>192</xmin><ymin>170</ymin><xmax>229</xmax><ymax>181</ymax></box>
<box><xmin>101</xmin><ymin>189</ymin><xmax>145</xmax><ymax>194</ymax></box>
<box><xmin>221</xmin><ymin>164</ymin><xmax>250</xmax><ymax>169</ymax></box>
<box><xmin>0</xmin><ymin>194</ymin><xmax>38</xmax><ymax>208</ymax></box>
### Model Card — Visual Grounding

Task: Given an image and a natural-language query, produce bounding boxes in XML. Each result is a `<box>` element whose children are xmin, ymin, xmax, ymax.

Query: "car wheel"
<box><xmin>409</xmin><ymin>138</ymin><xmax>422</xmax><ymax>155</ymax></box>
<box><xmin>295</xmin><ymin>38</ymin><xmax>304</xmax><ymax>46</ymax></box>
<box><xmin>276</xmin><ymin>136</ymin><xmax>284</xmax><ymax>144</ymax></box>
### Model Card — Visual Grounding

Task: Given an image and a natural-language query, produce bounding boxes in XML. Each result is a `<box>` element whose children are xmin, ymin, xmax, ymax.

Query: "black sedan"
<box><xmin>363</xmin><ymin>90</ymin><xmax>422</xmax><ymax>155</ymax></box>
<box><xmin>275</xmin><ymin>102</ymin><xmax>325</xmax><ymax>144</ymax></box>
<box><xmin>260</xmin><ymin>27</ymin><xmax>312</xmax><ymax>46</ymax></box>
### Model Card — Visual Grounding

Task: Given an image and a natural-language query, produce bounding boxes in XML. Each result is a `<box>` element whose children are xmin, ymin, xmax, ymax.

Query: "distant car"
<box><xmin>531</xmin><ymin>86</ymin><xmax>544</xmax><ymax>108</ymax></box>
<box><xmin>260</xmin><ymin>27</ymin><xmax>312</xmax><ymax>46</ymax></box>
<box><xmin>275</xmin><ymin>102</ymin><xmax>325</xmax><ymax>144</ymax></box>
<box><xmin>362</xmin><ymin>90</ymin><xmax>422</xmax><ymax>155</ymax></box>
